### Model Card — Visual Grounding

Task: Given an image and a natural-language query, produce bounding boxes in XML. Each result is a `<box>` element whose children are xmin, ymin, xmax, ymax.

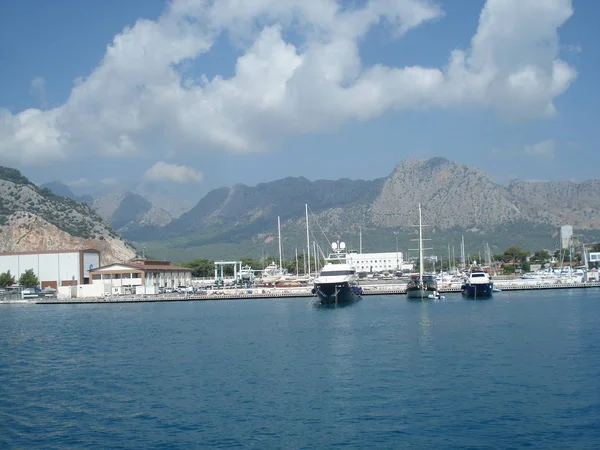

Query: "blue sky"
<box><xmin>0</xmin><ymin>0</ymin><xmax>598</xmax><ymax>204</ymax></box>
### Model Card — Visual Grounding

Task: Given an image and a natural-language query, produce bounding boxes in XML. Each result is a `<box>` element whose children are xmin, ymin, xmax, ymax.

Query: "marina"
<box><xmin>15</xmin><ymin>279</ymin><xmax>600</xmax><ymax>304</ymax></box>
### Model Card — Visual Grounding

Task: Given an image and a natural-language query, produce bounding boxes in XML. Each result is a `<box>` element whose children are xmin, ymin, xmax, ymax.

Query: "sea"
<box><xmin>1</xmin><ymin>289</ymin><xmax>599</xmax><ymax>449</ymax></box>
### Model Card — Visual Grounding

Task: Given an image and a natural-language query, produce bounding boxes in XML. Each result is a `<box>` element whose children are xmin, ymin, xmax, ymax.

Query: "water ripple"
<box><xmin>1</xmin><ymin>292</ymin><xmax>599</xmax><ymax>448</ymax></box>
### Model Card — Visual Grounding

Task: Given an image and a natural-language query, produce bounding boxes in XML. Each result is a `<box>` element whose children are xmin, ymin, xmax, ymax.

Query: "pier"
<box><xmin>12</xmin><ymin>280</ymin><xmax>599</xmax><ymax>305</ymax></box>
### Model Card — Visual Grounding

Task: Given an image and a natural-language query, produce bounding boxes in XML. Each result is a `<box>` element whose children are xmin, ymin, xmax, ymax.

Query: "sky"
<box><xmin>0</xmin><ymin>0</ymin><xmax>598</xmax><ymax>203</ymax></box>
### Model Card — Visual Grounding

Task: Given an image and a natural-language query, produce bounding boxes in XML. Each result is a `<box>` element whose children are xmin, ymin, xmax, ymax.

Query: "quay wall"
<box><xmin>14</xmin><ymin>281</ymin><xmax>599</xmax><ymax>305</ymax></box>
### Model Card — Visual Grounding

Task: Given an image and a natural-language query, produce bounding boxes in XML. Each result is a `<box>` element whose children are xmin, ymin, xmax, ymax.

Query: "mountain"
<box><xmin>132</xmin><ymin>182</ymin><xmax>195</xmax><ymax>218</ymax></box>
<box><xmin>0</xmin><ymin>167</ymin><xmax>136</xmax><ymax>264</ymax></box>
<box><xmin>40</xmin><ymin>180</ymin><xmax>93</xmax><ymax>205</ymax></box>
<box><xmin>92</xmin><ymin>191</ymin><xmax>173</xmax><ymax>233</ymax></box>
<box><xmin>124</xmin><ymin>158</ymin><xmax>600</xmax><ymax>261</ymax></box>
<box><xmin>167</xmin><ymin>176</ymin><xmax>383</xmax><ymax>234</ymax></box>
<box><xmin>64</xmin><ymin>179</ymin><xmax>194</xmax><ymax>219</ymax></box>
<box><xmin>506</xmin><ymin>179</ymin><xmax>600</xmax><ymax>229</ymax></box>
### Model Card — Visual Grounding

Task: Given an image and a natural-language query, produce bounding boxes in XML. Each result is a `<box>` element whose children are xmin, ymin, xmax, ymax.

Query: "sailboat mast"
<box><xmin>305</xmin><ymin>204</ymin><xmax>311</xmax><ymax>276</ymax></box>
<box><xmin>418</xmin><ymin>203</ymin><xmax>424</xmax><ymax>279</ymax></box>
<box><xmin>359</xmin><ymin>228</ymin><xmax>363</xmax><ymax>254</ymax></box>
<box><xmin>278</xmin><ymin>216</ymin><xmax>283</xmax><ymax>272</ymax></box>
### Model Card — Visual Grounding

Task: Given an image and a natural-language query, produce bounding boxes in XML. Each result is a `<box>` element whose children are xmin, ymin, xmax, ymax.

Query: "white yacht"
<box><xmin>313</xmin><ymin>241</ymin><xmax>362</xmax><ymax>304</ymax></box>
<box><xmin>259</xmin><ymin>261</ymin><xmax>283</xmax><ymax>284</ymax></box>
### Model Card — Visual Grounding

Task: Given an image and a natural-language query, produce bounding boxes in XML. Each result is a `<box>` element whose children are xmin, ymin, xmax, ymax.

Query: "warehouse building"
<box><xmin>0</xmin><ymin>249</ymin><xmax>100</xmax><ymax>289</ymax></box>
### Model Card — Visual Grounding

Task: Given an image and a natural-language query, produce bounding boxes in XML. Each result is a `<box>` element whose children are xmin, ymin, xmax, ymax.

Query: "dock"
<box><xmin>17</xmin><ymin>280</ymin><xmax>600</xmax><ymax>305</ymax></box>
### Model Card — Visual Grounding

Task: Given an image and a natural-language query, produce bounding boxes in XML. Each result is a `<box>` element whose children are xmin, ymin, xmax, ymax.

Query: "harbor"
<box><xmin>16</xmin><ymin>279</ymin><xmax>600</xmax><ymax>305</ymax></box>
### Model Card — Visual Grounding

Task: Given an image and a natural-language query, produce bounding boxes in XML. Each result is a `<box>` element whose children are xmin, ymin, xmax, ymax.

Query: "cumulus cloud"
<box><xmin>143</xmin><ymin>161</ymin><xmax>204</xmax><ymax>183</ymax></box>
<box><xmin>524</xmin><ymin>139</ymin><xmax>555</xmax><ymax>158</ymax></box>
<box><xmin>0</xmin><ymin>0</ymin><xmax>577</xmax><ymax>165</ymax></box>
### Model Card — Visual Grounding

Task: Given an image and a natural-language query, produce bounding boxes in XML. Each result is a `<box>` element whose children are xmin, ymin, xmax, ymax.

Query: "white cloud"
<box><xmin>30</xmin><ymin>77</ymin><xmax>47</xmax><ymax>108</ymax></box>
<box><xmin>0</xmin><ymin>0</ymin><xmax>577</xmax><ymax>165</ymax></box>
<box><xmin>524</xmin><ymin>139</ymin><xmax>555</xmax><ymax>158</ymax></box>
<box><xmin>143</xmin><ymin>161</ymin><xmax>204</xmax><ymax>183</ymax></box>
<box><xmin>101</xmin><ymin>177</ymin><xmax>120</xmax><ymax>186</ymax></box>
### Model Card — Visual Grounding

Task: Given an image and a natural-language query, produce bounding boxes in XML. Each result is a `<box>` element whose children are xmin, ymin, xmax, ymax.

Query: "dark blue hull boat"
<box><xmin>462</xmin><ymin>282</ymin><xmax>494</xmax><ymax>298</ymax></box>
<box><xmin>314</xmin><ymin>283</ymin><xmax>362</xmax><ymax>304</ymax></box>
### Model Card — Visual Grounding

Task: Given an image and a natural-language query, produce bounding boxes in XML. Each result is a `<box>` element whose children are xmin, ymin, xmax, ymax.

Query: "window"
<box><xmin>322</xmin><ymin>270</ymin><xmax>355</xmax><ymax>276</ymax></box>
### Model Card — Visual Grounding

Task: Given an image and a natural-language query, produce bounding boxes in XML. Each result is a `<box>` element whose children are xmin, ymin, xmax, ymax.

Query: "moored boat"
<box><xmin>405</xmin><ymin>203</ymin><xmax>441</xmax><ymax>300</ymax></box>
<box><xmin>313</xmin><ymin>241</ymin><xmax>362</xmax><ymax>304</ymax></box>
<box><xmin>462</xmin><ymin>265</ymin><xmax>494</xmax><ymax>298</ymax></box>
<box><xmin>406</xmin><ymin>273</ymin><xmax>439</xmax><ymax>299</ymax></box>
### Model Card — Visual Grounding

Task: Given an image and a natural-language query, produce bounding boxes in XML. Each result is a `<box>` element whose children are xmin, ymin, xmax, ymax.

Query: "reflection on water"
<box><xmin>418</xmin><ymin>301</ymin><xmax>433</xmax><ymax>350</ymax></box>
<box><xmin>311</xmin><ymin>297</ymin><xmax>362</xmax><ymax>310</ymax></box>
<box><xmin>327</xmin><ymin>296</ymin><xmax>358</xmax><ymax>420</ymax></box>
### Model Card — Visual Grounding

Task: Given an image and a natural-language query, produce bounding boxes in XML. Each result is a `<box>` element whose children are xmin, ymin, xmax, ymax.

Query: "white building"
<box><xmin>0</xmin><ymin>249</ymin><xmax>100</xmax><ymax>288</ymax></box>
<box><xmin>346</xmin><ymin>251</ymin><xmax>406</xmax><ymax>273</ymax></box>
<box><xmin>89</xmin><ymin>258</ymin><xmax>192</xmax><ymax>295</ymax></box>
<box><xmin>560</xmin><ymin>225</ymin><xmax>573</xmax><ymax>249</ymax></box>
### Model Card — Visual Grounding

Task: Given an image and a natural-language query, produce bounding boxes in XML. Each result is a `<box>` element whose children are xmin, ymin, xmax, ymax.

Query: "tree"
<box><xmin>532</xmin><ymin>249</ymin><xmax>551</xmax><ymax>264</ymax></box>
<box><xmin>0</xmin><ymin>270</ymin><xmax>15</xmax><ymax>288</ymax></box>
<box><xmin>181</xmin><ymin>259</ymin><xmax>214</xmax><ymax>278</ymax></box>
<box><xmin>503</xmin><ymin>265</ymin><xmax>516</xmax><ymax>275</ymax></box>
<box><xmin>18</xmin><ymin>269</ymin><xmax>39</xmax><ymax>288</ymax></box>
<box><xmin>502</xmin><ymin>246</ymin><xmax>529</xmax><ymax>264</ymax></box>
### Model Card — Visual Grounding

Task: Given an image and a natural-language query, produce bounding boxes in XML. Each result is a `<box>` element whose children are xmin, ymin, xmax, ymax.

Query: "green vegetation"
<box><xmin>0</xmin><ymin>167</ymin><xmax>36</xmax><ymax>187</ymax></box>
<box><xmin>18</xmin><ymin>269</ymin><xmax>39</xmax><ymax>288</ymax></box>
<box><xmin>0</xmin><ymin>270</ymin><xmax>15</xmax><ymax>288</ymax></box>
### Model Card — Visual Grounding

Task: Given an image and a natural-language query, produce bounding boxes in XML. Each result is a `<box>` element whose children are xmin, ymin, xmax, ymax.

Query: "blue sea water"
<box><xmin>1</xmin><ymin>290</ymin><xmax>599</xmax><ymax>449</ymax></box>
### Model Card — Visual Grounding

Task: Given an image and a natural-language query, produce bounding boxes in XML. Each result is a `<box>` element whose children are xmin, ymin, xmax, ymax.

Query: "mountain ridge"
<box><xmin>123</xmin><ymin>158</ymin><xmax>600</xmax><ymax>261</ymax></box>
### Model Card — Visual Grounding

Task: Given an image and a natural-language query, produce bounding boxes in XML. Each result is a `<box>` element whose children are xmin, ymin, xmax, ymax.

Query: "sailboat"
<box><xmin>406</xmin><ymin>203</ymin><xmax>440</xmax><ymax>300</ymax></box>
<box><xmin>258</xmin><ymin>217</ymin><xmax>285</xmax><ymax>285</ymax></box>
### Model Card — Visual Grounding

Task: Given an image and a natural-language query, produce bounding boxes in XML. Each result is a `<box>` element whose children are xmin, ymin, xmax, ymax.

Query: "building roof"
<box><xmin>90</xmin><ymin>260</ymin><xmax>192</xmax><ymax>273</ymax></box>
<box><xmin>0</xmin><ymin>248</ymin><xmax>100</xmax><ymax>256</ymax></box>
<box><xmin>128</xmin><ymin>262</ymin><xmax>192</xmax><ymax>271</ymax></box>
